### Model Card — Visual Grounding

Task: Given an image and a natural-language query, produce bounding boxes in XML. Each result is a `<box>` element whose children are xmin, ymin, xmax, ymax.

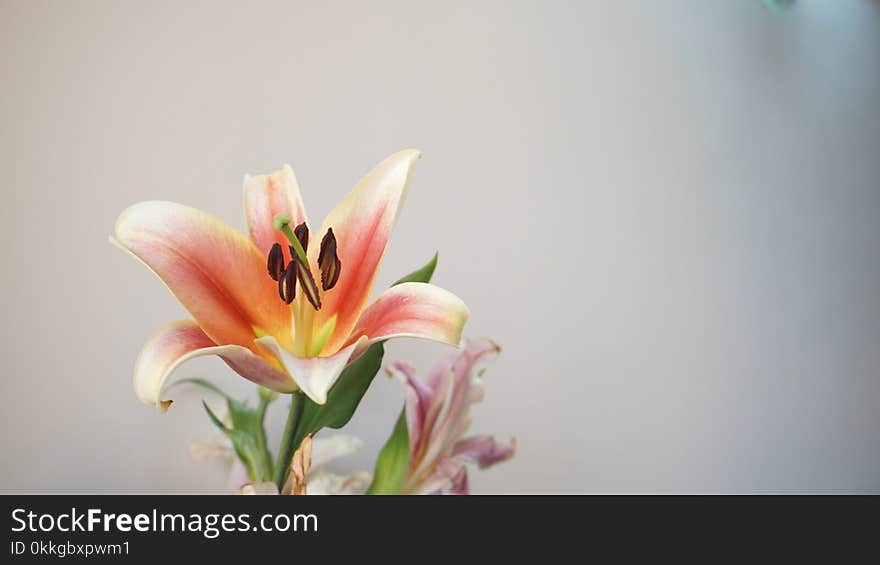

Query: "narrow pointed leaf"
<box><xmin>202</xmin><ymin>400</ymin><xmax>229</xmax><ymax>432</ymax></box>
<box><xmin>392</xmin><ymin>252</ymin><xmax>437</xmax><ymax>287</ymax></box>
<box><xmin>366</xmin><ymin>409</ymin><xmax>410</xmax><ymax>495</ymax></box>
<box><xmin>199</xmin><ymin>391</ymin><xmax>273</xmax><ymax>482</ymax></box>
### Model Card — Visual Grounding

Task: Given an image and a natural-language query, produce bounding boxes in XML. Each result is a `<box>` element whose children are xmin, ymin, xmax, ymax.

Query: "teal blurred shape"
<box><xmin>763</xmin><ymin>0</ymin><xmax>796</xmax><ymax>13</ymax></box>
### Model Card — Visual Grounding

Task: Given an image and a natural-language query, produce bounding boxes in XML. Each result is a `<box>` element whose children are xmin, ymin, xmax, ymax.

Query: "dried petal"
<box><xmin>282</xmin><ymin>435</ymin><xmax>313</xmax><ymax>496</ymax></box>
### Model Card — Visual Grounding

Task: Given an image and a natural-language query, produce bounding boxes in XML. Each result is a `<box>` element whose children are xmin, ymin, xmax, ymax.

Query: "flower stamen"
<box><xmin>293</xmin><ymin>255</ymin><xmax>322</xmax><ymax>310</ymax></box>
<box><xmin>293</xmin><ymin>222</ymin><xmax>309</xmax><ymax>253</ymax></box>
<box><xmin>318</xmin><ymin>228</ymin><xmax>341</xmax><ymax>291</ymax></box>
<box><xmin>267</xmin><ymin>242</ymin><xmax>285</xmax><ymax>281</ymax></box>
<box><xmin>278</xmin><ymin>262</ymin><xmax>297</xmax><ymax>304</ymax></box>
<box><xmin>272</xmin><ymin>214</ymin><xmax>326</xmax><ymax>310</ymax></box>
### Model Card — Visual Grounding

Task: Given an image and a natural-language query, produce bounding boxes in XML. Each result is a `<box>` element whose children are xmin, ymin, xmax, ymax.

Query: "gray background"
<box><xmin>2</xmin><ymin>1</ymin><xmax>878</xmax><ymax>493</ymax></box>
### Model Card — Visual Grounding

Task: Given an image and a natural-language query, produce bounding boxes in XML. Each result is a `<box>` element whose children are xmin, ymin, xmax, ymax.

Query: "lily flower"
<box><xmin>390</xmin><ymin>339</ymin><xmax>515</xmax><ymax>494</ymax></box>
<box><xmin>112</xmin><ymin>150</ymin><xmax>469</xmax><ymax>408</ymax></box>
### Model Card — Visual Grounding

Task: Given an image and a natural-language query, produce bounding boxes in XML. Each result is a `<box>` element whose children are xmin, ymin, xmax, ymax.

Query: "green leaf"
<box><xmin>392</xmin><ymin>252</ymin><xmax>437</xmax><ymax>286</ymax></box>
<box><xmin>191</xmin><ymin>380</ymin><xmax>274</xmax><ymax>482</ymax></box>
<box><xmin>366</xmin><ymin>409</ymin><xmax>410</xmax><ymax>495</ymax></box>
<box><xmin>289</xmin><ymin>252</ymin><xmax>440</xmax><ymax>448</ymax></box>
<box><xmin>201</xmin><ymin>400</ymin><xmax>265</xmax><ymax>482</ymax></box>
<box><xmin>201</xmin><ymin>399</ymin><xmax>228</xmax><ymax>431</ymax></box>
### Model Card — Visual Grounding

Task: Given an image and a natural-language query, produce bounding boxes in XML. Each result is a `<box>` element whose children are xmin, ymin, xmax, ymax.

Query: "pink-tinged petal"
<box><xmin>427</xmin><ymin>340</ymin><xmax>499</xmax><ymax>447</ymax></box>
<box><xmin>420</xmin><ymin>372</ymin><xmax>474</xmax><ymax>469</ymax></box>
<box><xmin>425</xmin><ymin>349</ymin><xmax>461</xmax><ymax>394</ymax></box>
<box><xmin>397</xmin><ymin>339</ymin><xmax>507</xmax><ymax>494</ymax></box>
<box><xmin>425</xmin><ymin>339</ymin><xmax>498</xmax><ymax>433</ymax></box>
<box><xmin>347</xmin><ymin>282</ymin><xmax>469</xmax><ymax>350</ymax></box>
<box><xmin>420</xmin><ymin>339</ymin><xmax>500</xmax><ymax>470</ymax></box>
<box><xmin>113</xmin><ymin>201</ymin><xmax>291</xmax><ymax>352</ymax></box>
<box><xmin>135</xmin><ymin>320</ymin><xmax>296</xmax><ymax>411</ymax></box>
<box><xmin>409</xmin><ymin>457</ymin><xmax>468</xmax><ymax>495</ymax></box>
<box><xmin>427</xmin><ymin>337</ymin><xmax>499</xmax><ymax>392</ymax></box>
<box><xmin>310</xmin><ymin>149</ymin><xmax>421</xmax><ymax>354</ymax></box>
<box><xmin>452</xmin><ymin>436</ymin><xmax>516</xmax><ymax>469</ymax></box>
<box><xmin>255</xmin><ymin>336</ymin><xmax>368</xmax><ymax>405</ymax></box>
<box><xmin>447</xmin><ymin>462</ymin><xmax>470</xmax><ymax>495</ymax></box>
<box><xmin>243</xmin><ymin>165</ymin><xmax>308</xmax><ymax>261</ymax></box>
<box><xmin>395</xmin><ymin>363</ymin><xmax>433</xmax><ymax>412</ymax></box>
<box><xmin>388</xmin><ymin>361</ymin><xmax>431</xmax><ymax>455</ymax></box>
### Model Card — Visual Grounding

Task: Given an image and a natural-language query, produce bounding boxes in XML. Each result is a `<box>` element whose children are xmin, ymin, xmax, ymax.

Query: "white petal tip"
<box><xmin>400</xmin><ymin>148</ymin><xmax>421</xmax><ymax>162</ymax></box>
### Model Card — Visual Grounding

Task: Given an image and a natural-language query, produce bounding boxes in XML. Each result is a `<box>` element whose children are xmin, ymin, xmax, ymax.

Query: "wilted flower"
<box><xmin>390</xmin><ymin>339</ymin><xmax>515</xmax><ymax>494</ymax></box>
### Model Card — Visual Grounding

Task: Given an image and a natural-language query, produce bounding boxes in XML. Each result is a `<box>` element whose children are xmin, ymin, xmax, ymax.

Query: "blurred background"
<box><xmin>1</xmin><ymin>1</ymin><xmax>878</xmax><ymax>493</ymax></box>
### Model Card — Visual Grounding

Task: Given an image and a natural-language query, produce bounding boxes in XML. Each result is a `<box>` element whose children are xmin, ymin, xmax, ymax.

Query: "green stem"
<box><xmin>255</xmin><ymin>396</ymin><xmax>273</xmax><ymax>481</ymax></box>
<box><xmin>273</xmin><ymin>392</ymin><xmax>305</xmax><ymax>489</ymax></box>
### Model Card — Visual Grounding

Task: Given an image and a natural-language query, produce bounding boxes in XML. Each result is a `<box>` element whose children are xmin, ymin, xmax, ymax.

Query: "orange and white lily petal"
<box><xmin>112</xmin><ymin>201</ymin><xmax>291</xmax><ymax>351</ymax></box>
<box><xmin>135</xmin><ymin>320</ymin><xmax>295</xmax><ymax>410</ymax></box>
<box><xmin>257</xmin><ymin>282</ymin><xmax>469</xmax><ymax>404</ymax></box>
<box><xmin>243</xmin><ymin>164</ymin><xmax>308</xmax><ymax>261</ymax></box>
<box><xmin>113</xmin><ymin>149</ymin><xmax>469</xmax><ymax>409</ymax></box>
<box><xmin>254</xmin><ymin>337</ymin><xmax>367</xmax><ymax>405</ymax></box>
<box><xmin>308</xmin><ymin>150</ymin><xmax>421</xmax><ymax>355</ymax></box>
<box><xmin>347</xmin><ymin>283</ymin><xmax>470</xmax><ymax>349</ymax></box>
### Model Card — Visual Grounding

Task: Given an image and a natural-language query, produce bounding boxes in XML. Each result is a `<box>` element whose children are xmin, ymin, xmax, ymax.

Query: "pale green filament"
<box><xmin>308</xmin><ymin>315</ymin><xmax>337</xmax><ymax>357</ymax></box>
<box><xmin>274</xmin><ymin>213</ymin><xmax>308</xmax><ymax>265</ymax></box>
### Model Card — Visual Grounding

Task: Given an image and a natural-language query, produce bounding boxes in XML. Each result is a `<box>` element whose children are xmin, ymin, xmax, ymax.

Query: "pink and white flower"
<box><xmin>390</xmin><ymin>339</ymin><xmax>515</xmax><ymax>494</ymax></box>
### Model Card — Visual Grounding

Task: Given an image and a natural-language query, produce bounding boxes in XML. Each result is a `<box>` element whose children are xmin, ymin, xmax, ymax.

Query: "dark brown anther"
<box><xmin>318</xmin><ymin>228</ymin><xmax>341</xmax><ymax>291</ymax></box>
<box><xmin>267</xmin><ymin>243</ymin><xmax>286</xmax><ymax>281</ymax></box>
<box><xmin>278</xmin><ymin>262</ymin><xmax>297</xmax><ymax>304</ymax></box>
<box><xmin>293</xmin><ymin>255</ymin><xmax>322</xmax><ymax>310</ymax></box>
<box><xmin>294</xmin><ymin>222</ymin><xmax>309</xmax><ymax>253</ymax></box>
